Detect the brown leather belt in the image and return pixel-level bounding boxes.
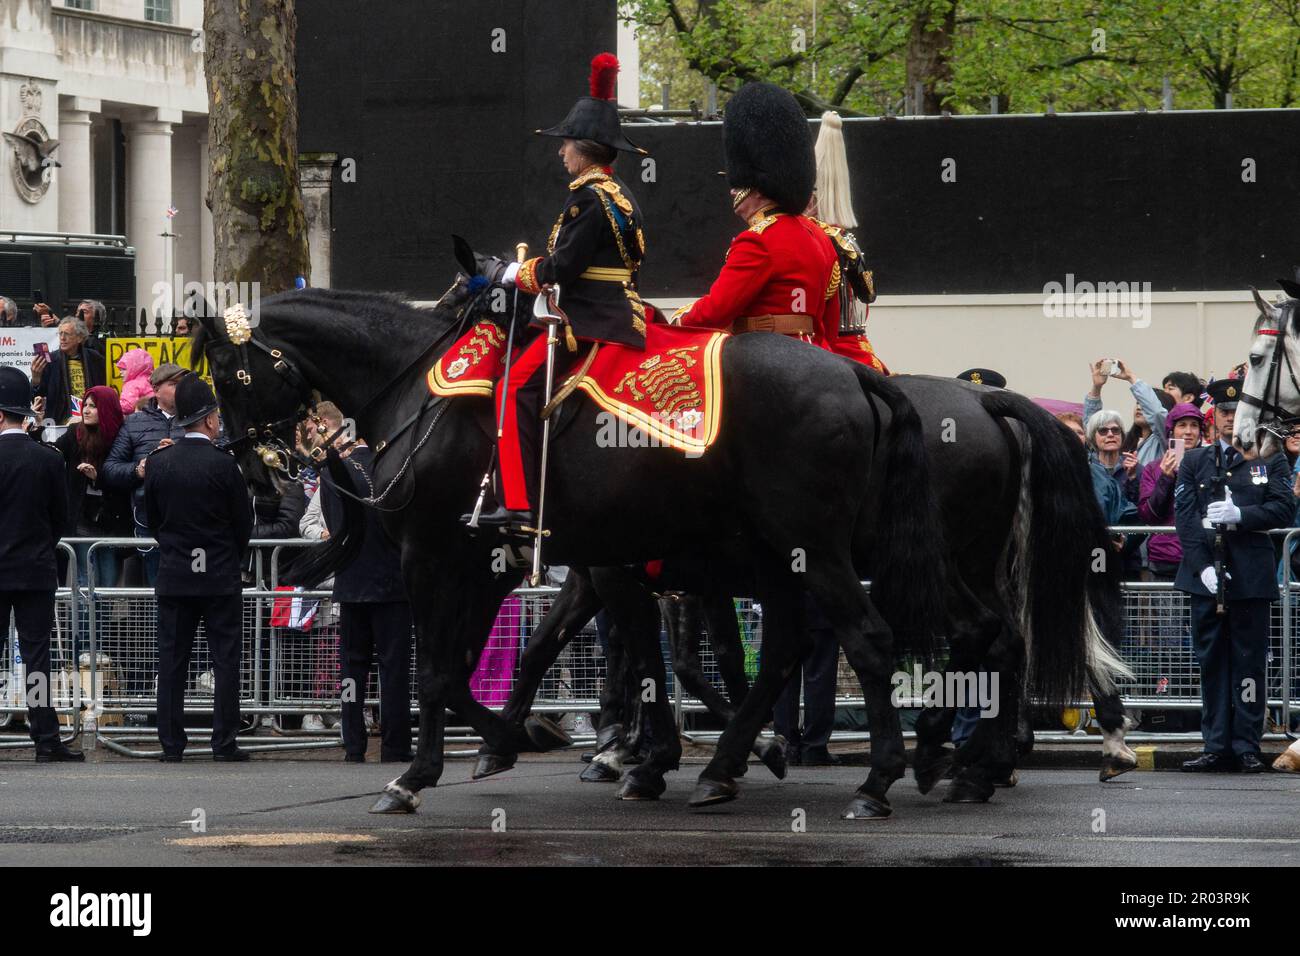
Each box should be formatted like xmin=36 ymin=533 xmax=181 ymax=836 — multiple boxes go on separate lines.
xmin=732 ymin=314 xmax=815 ymax=335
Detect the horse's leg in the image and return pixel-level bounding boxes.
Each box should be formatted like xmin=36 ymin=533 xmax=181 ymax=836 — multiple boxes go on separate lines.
xmin=473 ymin=569 xmax=600 ymax=778
xmin=590 ymin=569 xmax=682 ymax=801
xmin=703 ymin=593 xmax=750 ymax=707
xmin=943 ymin=591 xmax=1024 ymax=804
xmin=803 ymin=562 xmax=909 ymax=821
xmin=372 ymin=561 xmax=565 ymax=813
xmin=1094 ymin=679 xmax=1137 ymax=781
xmin=689 ymin=575 xmax=809 ymax=807
xmin=663 ymin=594 xmax=785 ymax=779
xmin=581 ymin=618 xmax=636 ymax=783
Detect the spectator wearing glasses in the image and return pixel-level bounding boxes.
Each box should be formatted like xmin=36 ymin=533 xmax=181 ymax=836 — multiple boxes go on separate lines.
xmin=75 ymin=300 xmax=109 ymax=352
xmin=1086 ymin=359 xmax=1171 ymax=478
xmin=29 ymin=317 xmax=106 ymax=425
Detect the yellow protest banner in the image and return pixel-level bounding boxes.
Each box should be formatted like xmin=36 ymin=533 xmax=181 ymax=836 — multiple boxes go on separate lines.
xmin=103 ymin=337 xmax=212 ymax=393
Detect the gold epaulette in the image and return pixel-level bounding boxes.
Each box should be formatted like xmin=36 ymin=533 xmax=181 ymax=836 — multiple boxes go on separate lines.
xmin=748 ymin=214 xmax=781 ymax=235
xmin=809 ymin=216 xmax=861 ymax=260
xmin=590 ymin=178 xmax=633 ymax=216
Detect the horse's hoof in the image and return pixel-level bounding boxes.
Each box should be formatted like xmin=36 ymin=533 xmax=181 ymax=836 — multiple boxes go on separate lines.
xmin=580 ymin=760 xmax=623 ymax=783
xmin=1099 ymin=753 xmax=1137 ymax=782
xmin=369 ymin=780 xmax=421 ymax=814
xmin=913 ymin=748 xmax=954 ymax=795
xmin=943 ymin=775 xmax=994 ymax=804
xmin=1272 ymin=741 xmax=1300 ymax=773
xmin=617 ymin=775 xmax=666 ymax=801
xmin=472 ymin=752 xmax=517 ymax=780
xmin=752 ymin=735 xmax=788 ymax=780
xmin=842 ymin=793 xmax=892 ymax=820
xmin=525 ymin=715 xmax=572 ymax=751
xmin=687 ymin=777 xmax=739 ymax=808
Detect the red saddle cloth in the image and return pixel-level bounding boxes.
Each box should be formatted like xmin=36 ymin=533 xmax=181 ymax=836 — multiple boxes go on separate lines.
xmin=428 ymin=320 xmax=727 ymax=455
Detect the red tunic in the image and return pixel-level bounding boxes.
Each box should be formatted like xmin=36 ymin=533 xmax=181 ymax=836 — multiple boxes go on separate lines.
xmin=673 ymin=211 xmax=887 ymax=371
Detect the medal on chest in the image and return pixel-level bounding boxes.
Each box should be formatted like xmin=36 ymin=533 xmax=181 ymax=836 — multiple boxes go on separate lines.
xmin=1250 ymin=464 xmax=1267 ymax=485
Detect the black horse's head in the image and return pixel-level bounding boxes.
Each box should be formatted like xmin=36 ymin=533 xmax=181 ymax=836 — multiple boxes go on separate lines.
xmin=191 ymin=302 xmax=317 ymax=498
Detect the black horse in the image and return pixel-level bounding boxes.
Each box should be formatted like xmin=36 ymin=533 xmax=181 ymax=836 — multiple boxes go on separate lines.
xmin=480 ymin=375 xmax=1138 ymax=803
xmin=194 ymin=270 xmax=947 ymax=817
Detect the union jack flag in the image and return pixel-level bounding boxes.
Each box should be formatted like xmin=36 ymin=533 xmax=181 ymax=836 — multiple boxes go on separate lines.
xmin=165 ymin=204 xmax=178 ymax=219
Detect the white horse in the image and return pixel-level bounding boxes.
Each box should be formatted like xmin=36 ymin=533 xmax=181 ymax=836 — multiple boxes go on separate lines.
xmin=1234 ymin=280 xmax=1300 ymax=771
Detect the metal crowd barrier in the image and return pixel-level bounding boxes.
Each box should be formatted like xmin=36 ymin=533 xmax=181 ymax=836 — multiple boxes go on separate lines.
xmin=2 ymin=529 xmax=1296 ymax=757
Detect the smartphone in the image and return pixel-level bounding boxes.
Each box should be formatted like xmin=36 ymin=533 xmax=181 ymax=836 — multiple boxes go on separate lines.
xmin=32 ymin=342 xmax=50 ymax=358
xmin=1170 ymin=437 xmax=1186 ymax=466
xmin=31 ymin=289 xmax=43 ymax=304
xmin=1107 ymin=359 xmax=1124 ymax=378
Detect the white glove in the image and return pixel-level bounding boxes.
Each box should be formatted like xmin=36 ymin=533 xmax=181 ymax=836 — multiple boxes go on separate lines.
xmin=1206 ymin=499 xmax=1241 ymax=524
xmin=1200 ymin=567 xmax=1218 ymax=592
xmin=502 ymin=261 xmax=521 ymax=286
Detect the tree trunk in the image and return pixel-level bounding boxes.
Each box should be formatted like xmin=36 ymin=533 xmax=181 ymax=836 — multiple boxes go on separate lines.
xmin=905 ymin=1 xmax=956 ymax=114
xmin=203 ymin=0 xmax=310 ymax=298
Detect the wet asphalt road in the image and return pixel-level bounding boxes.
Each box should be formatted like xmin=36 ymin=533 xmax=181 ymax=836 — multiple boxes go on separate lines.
xmin=2 ymin=751 xmax=1299 ymax=866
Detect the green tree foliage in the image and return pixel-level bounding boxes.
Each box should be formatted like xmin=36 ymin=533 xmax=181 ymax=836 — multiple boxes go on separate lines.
xmin=622 ymin=0 xmax=1300 ymax=115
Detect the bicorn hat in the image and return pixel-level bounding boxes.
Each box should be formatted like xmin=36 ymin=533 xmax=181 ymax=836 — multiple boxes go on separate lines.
xmin=536 ymin=53 xmax=647 ymax=155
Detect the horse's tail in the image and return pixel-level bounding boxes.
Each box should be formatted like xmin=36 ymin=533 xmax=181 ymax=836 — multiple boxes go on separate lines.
xmin=280 ymin=451 xmax=367 ymax=588
xmin=850 ymin=365 xmax=946 ymax=662
xmin=978 ymin=390 xmax=1132 ymax=709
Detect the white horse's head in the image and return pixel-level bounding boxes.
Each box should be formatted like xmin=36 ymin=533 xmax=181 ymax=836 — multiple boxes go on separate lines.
xmin=1235 ymin=284 xmax=1300 ymax=459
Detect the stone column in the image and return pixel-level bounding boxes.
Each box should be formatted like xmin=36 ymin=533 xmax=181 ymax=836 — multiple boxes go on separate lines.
xmin=57 ymin=99 xmax=98 ymax=235
xmin=299 ymin=153 xmax=337 ymax=288
xmin=126 ymin=110 xmax=180 ymax=322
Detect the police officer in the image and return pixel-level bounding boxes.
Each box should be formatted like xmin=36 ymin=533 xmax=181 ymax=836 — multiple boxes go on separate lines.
xmin=0 ymin=367 xmax=81 ymax=761
xmin=144 ymin=373 xmax=253 ymax=762
xmin=1175 ymin=377 xmax=1292 ymax=772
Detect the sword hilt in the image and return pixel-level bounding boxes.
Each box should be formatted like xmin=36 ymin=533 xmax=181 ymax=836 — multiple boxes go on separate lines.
xmin=515 ymin=242 xmax=529 ymax=263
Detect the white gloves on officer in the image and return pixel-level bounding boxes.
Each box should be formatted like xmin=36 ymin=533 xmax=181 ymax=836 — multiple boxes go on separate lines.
xmin=1200 ymin=567 xmax=1232 ymax=592
xmin=1206 ymin=499 xmax=1242 ymax=524
xmin=501 ymin=261 xmax=521 ymax=286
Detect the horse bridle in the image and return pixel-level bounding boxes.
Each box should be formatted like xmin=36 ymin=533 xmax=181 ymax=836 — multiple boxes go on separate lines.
xmin=214 ymin=305 xmax=319 ymax=477
xmin=1238 ymin=302 xmax=1300 ymax=443
xmin=212 ymin=283 xmax=484 ymax=496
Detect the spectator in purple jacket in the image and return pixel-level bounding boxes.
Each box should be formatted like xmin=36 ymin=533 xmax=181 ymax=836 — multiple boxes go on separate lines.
xmin=1138 ymin=402 xmax=1205 ymax=581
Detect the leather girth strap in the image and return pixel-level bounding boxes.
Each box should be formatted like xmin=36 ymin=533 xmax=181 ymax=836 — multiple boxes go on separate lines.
xmin=732 ymin=314 xmax=815 ymax=335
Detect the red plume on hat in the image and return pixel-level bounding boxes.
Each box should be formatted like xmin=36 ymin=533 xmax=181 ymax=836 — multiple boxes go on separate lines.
xmin=590 ymin=53 xmax=619 ymax=101
xmin=536 ymin=51 xmax=646 ymax=155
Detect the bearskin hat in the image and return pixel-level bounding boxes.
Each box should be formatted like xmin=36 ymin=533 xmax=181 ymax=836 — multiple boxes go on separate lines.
xmin=724 ymin=82 xmax=816 ymax=215
xmin=536 ymin=53 xmax=647 ymax=155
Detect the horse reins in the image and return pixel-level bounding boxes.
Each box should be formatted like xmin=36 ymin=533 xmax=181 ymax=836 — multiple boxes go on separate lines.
xmin=213 ymin=281 xmax=490 ymax=509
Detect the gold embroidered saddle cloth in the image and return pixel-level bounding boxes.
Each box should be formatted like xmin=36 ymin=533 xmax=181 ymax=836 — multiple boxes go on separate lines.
xmin=428 ymin=320 xmax=727 ymax=455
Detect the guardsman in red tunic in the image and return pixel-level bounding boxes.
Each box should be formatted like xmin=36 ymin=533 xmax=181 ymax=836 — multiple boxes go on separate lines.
xmin=672 ymin=91 xmax=888 ymax=376
xmin=469 ymin=53 xmax=649 ymax=530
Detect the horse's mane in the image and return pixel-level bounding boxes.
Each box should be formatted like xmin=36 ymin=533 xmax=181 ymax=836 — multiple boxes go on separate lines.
xmin=191 ymin=285 xmax=466 ymax=362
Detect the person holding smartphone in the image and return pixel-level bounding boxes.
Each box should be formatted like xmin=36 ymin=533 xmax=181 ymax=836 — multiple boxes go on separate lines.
xmin=1138 ymin=404 xmax=1206 ymax=581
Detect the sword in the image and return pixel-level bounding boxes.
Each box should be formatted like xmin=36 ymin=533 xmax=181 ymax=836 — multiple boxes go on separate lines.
xmin=466 ymin=242 xmax=529 ymax=529
xmin=527 ymin=284 xmax=566 ymax=585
